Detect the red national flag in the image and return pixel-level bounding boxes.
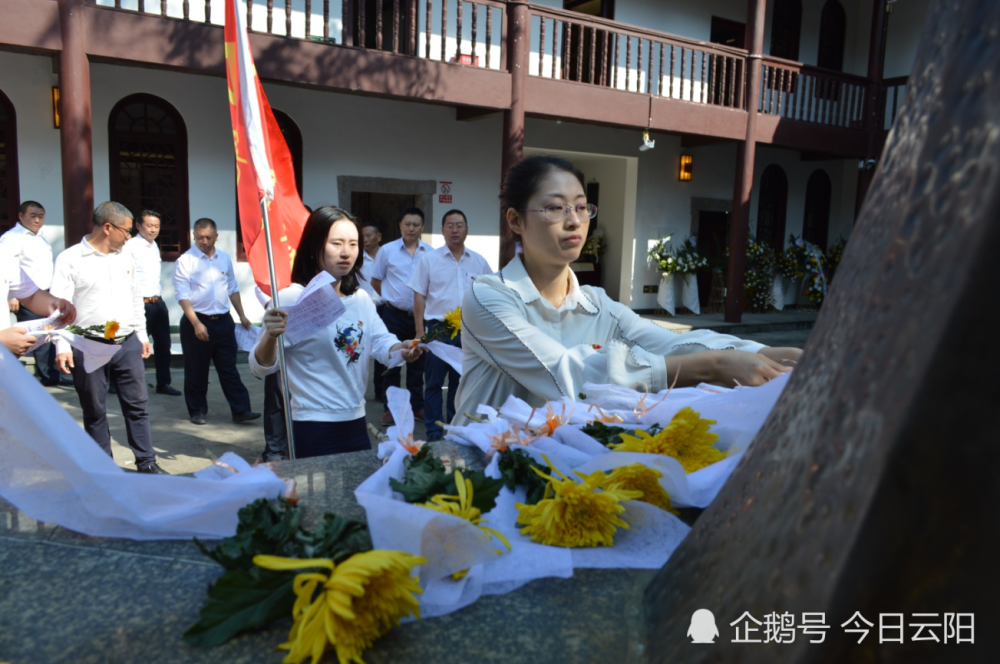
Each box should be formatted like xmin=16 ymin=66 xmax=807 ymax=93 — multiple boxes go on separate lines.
xmin=224 ymin=0 xmax=307 ymax=297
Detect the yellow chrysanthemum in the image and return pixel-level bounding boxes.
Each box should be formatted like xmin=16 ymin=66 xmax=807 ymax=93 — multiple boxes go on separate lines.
xmin=515 ymin=461 xmax=641 ymax=548
xmin=603 ymin=464 xmax=679 ymax=515
xmin=610 ymin=407 xmax=722 ymax=473
xmin=419 ymin=470 xmax=512 ymax=560
xmin=103 ymin=320 xmax=120 ymax=340
xmin=443 ymin=306 xmax=462 ymax=339
xmin=254 ymin=550 xmax=426 ymax=664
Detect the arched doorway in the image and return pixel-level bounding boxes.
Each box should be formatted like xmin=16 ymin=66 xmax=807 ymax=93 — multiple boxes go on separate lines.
xmin=108 ymin=93 xmax=189 ymax=260
xmin=803 ymin=170 xmax=832 ymax=251
xmin=756 ymin=164 xmax=788 ymax=252
xmin=0 ymin=87 xmax=19 ymax=234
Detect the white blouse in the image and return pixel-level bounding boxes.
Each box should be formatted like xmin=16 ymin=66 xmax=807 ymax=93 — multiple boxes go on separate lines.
xmin=249 ymin=286 xmax=400 ymax=422
xmin=453 ymin=255 xmax=765 ymax=423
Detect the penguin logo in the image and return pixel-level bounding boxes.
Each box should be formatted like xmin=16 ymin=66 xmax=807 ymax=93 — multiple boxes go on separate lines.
xmin=687 ymin=609 xmax=720 ymax=644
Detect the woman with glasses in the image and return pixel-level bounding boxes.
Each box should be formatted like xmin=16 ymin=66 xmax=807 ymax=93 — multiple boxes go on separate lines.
xmin=452 ymin=155 xmax=801 ymax=423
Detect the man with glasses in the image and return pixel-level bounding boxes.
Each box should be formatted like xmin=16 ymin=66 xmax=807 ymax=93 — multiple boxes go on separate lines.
xmin=124 ymin=210 xmax=180 ymax=396
xmin=370 ymin=207 xmax=432 ymax=425
xmin=173 ymin=218 xmax=258 ymax=426
xmin=51 ymin=201 xmax=166 ymax=474
xmin=408 ymin=209 xmax=491 ymax=439
xmin=1 ymin=201 xmax=67 ymax=386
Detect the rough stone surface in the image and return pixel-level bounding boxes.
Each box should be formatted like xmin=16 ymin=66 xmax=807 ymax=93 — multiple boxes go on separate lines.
xmin=644 ymin=2 xmax=998 ymax=662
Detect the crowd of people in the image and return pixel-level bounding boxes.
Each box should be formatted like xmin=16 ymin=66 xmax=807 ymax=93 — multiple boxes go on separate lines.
xmin=1 ymin=155 xmax=802 ymax=470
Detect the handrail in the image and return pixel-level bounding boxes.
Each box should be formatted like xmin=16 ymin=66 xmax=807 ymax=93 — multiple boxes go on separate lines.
xmin=527 ymin=3 xmax=749 ymax=59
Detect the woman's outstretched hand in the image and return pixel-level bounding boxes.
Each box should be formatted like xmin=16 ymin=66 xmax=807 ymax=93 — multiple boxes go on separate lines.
xmin=714 ymin=349 xmax=792 ymax=386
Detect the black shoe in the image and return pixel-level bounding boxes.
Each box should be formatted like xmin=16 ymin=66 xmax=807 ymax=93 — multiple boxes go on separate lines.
xmin=40 ymin=378 xmax=60 ymax=387
xmin=59 ymin=377 xmax=75 ymax=387
xmin=137 ymin=462 xmax=168 ymax=475
xmin=108 ymin=383 xmax=118 ymax=395
xmin=156 ymin=384 xmax=182 ymax=396
xmin=232 ymin=411 xmax=262 ymax=423
xmin=190 ymin=414 xmax=207 ymax=425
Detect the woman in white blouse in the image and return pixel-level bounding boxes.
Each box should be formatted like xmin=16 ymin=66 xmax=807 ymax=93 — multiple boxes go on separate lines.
xmin=251 ymin=207 xmax=422 ymax=458
xmin=453 ymin=156 xmax=802 ymax=424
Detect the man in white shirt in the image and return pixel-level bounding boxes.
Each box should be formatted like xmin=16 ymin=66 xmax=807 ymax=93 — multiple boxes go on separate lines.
xmin=359 ymin=220 xmax=387 ymax=406
xmin=370 ymin=208 xmax=432 ymax=425
xmin=172 ymin=218 xmax=259 ymax=426
xmin=1 ymin=200 xmax=63 ymax=385
xmin=51 ymin=201 xmax=166 ymax=474
xmin=1 ymin=243 xmax=75 ymax=357
xmin=408 ymin=209 xmax=492 ymax=439
xmin=123 ymin=210 xmax=180 ymax=396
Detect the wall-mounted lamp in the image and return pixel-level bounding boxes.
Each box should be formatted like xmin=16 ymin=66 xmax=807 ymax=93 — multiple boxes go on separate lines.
xmin=639 ymin=130 xmax=656 ymax=152
xmin=51 ymin=87 xmax=60 ymax=129
xmin=679 ymin=154 xmax=693 ymax=181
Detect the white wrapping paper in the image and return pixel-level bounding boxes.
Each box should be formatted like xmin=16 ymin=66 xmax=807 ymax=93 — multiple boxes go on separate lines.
xmin=0 ymin=351 xmax=287 ymax=539
xmin=656 ymin=272 xmax=676 ymax=316
xmin=681 ymin=272 xmax=701 ymax=315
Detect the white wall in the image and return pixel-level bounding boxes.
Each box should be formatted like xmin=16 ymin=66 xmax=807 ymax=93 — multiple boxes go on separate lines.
xmin=89 ymin=62 xmax=505 ymax=322
xmin=3 ymin=54 xmax=504 ymax=325
xmin=749 ymin=145 xmax=858 ymax=248
xmin=0 ymin=52 xmax=66 ymax=252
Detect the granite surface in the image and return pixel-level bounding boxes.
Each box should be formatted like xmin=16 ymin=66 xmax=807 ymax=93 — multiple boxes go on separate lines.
xmin=0 ymin=448 xmax=652 ymax=664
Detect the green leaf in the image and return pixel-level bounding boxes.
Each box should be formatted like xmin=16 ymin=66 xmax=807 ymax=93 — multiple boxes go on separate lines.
xmin=497 ymin=449 xmax=551 ymax=506
xmin=182 ymin=566 xmax=296 ymax=647
xmin=389 ymin=443 xmax=503 ymax=513
xmin=309 ymin=514 xmax=373 ymax=563
xmin=464 ymin=473 xmax=504 ymax=513
xmin=188 ymin=500 xmax=374 ymax=647
xmin=579 ymin=421 xmax=630 ymax=448
xmin=195 ymin=498 xmax=302 ymax=571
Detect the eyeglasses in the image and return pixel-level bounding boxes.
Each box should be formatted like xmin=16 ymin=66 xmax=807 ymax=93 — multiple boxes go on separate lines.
xmin=108 ymin=223 xmax=132 ymax=238
xmin=442 ymin=223 xmax=467 ymax=230
xmin=524 ymin=203 xmax=598 ymax=223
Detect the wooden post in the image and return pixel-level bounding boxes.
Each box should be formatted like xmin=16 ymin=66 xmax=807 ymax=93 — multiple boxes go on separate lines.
xmin=856 ymin=0 xmax=890 ymax=219
xmin=724 ymin=0 xmax=766 ymax=323
xmin=500 ymin=1 xmax=529 ymax=267
xmin=57 ymin=0 xmax=94 ymax=248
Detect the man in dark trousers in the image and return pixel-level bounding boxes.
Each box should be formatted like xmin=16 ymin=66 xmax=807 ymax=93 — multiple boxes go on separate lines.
xmin=124 ymin=210 xmax=180 ymax=395
xmin=172 ymin=218 xmax=259 ymax=425
xmin=51 ymin=202 xmax=166 ymax=474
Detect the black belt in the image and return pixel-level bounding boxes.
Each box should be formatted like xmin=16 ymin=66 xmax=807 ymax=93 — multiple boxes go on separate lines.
xmin=196 ymin=312 xmax=227 ymax=321
xmin=88 ymin=331 xmax=135 ymax=346
xmin=387 ymin=303 xmax=414 ymax=318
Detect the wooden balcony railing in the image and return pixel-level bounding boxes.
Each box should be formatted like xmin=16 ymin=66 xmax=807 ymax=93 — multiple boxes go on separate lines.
xmin=91 ymin=2 xmax=900 ymax=136
xmin=881 ymin=76 xmax=908 ymax=131
xmin=758 ymin=56 xmax=868 ymax=128
xmin=527 ymin=5 xmax=746 ymax=109
xmin=94 ymin=0 xmax=507 ymax=70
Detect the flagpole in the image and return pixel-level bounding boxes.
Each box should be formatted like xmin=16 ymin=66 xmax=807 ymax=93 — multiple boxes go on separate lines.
xmin=260 ymin=198 xmax=297 ymax=460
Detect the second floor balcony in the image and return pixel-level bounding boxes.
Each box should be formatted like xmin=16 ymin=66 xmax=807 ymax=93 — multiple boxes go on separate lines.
xmin=7 ymin=0 xmax=910 ymax=156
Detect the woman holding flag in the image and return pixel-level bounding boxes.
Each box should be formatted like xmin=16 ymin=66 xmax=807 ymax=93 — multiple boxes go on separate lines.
xmin=453 ymin=156 xmax=802 ymax=424
xmin=250 ymin=207 xmax=423 ymax=458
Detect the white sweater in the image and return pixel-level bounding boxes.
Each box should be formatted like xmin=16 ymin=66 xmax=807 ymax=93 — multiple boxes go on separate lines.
xmin=250 ymin=286 xmax=399 ymax=422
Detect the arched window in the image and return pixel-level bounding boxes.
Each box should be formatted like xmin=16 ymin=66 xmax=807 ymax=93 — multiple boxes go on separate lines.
xmin=235 ymin=109 xmax=303 ymax=261
xmin=272 ymin=110 xmax=303 ymax=197
xmin=0 ymin=88 xmax=19 ymax=235
xmin=817 ymin=0 xmax=846 ymax=71
xmin=770 ymin=0 xmax=802 ymax=61
xmin=803 ymin=170 xmax=832 ymax=251
xmin=108 ymin=94 xmax=189 ymax=260
xmin=756 ymin=165 xmax=788 ymax=252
